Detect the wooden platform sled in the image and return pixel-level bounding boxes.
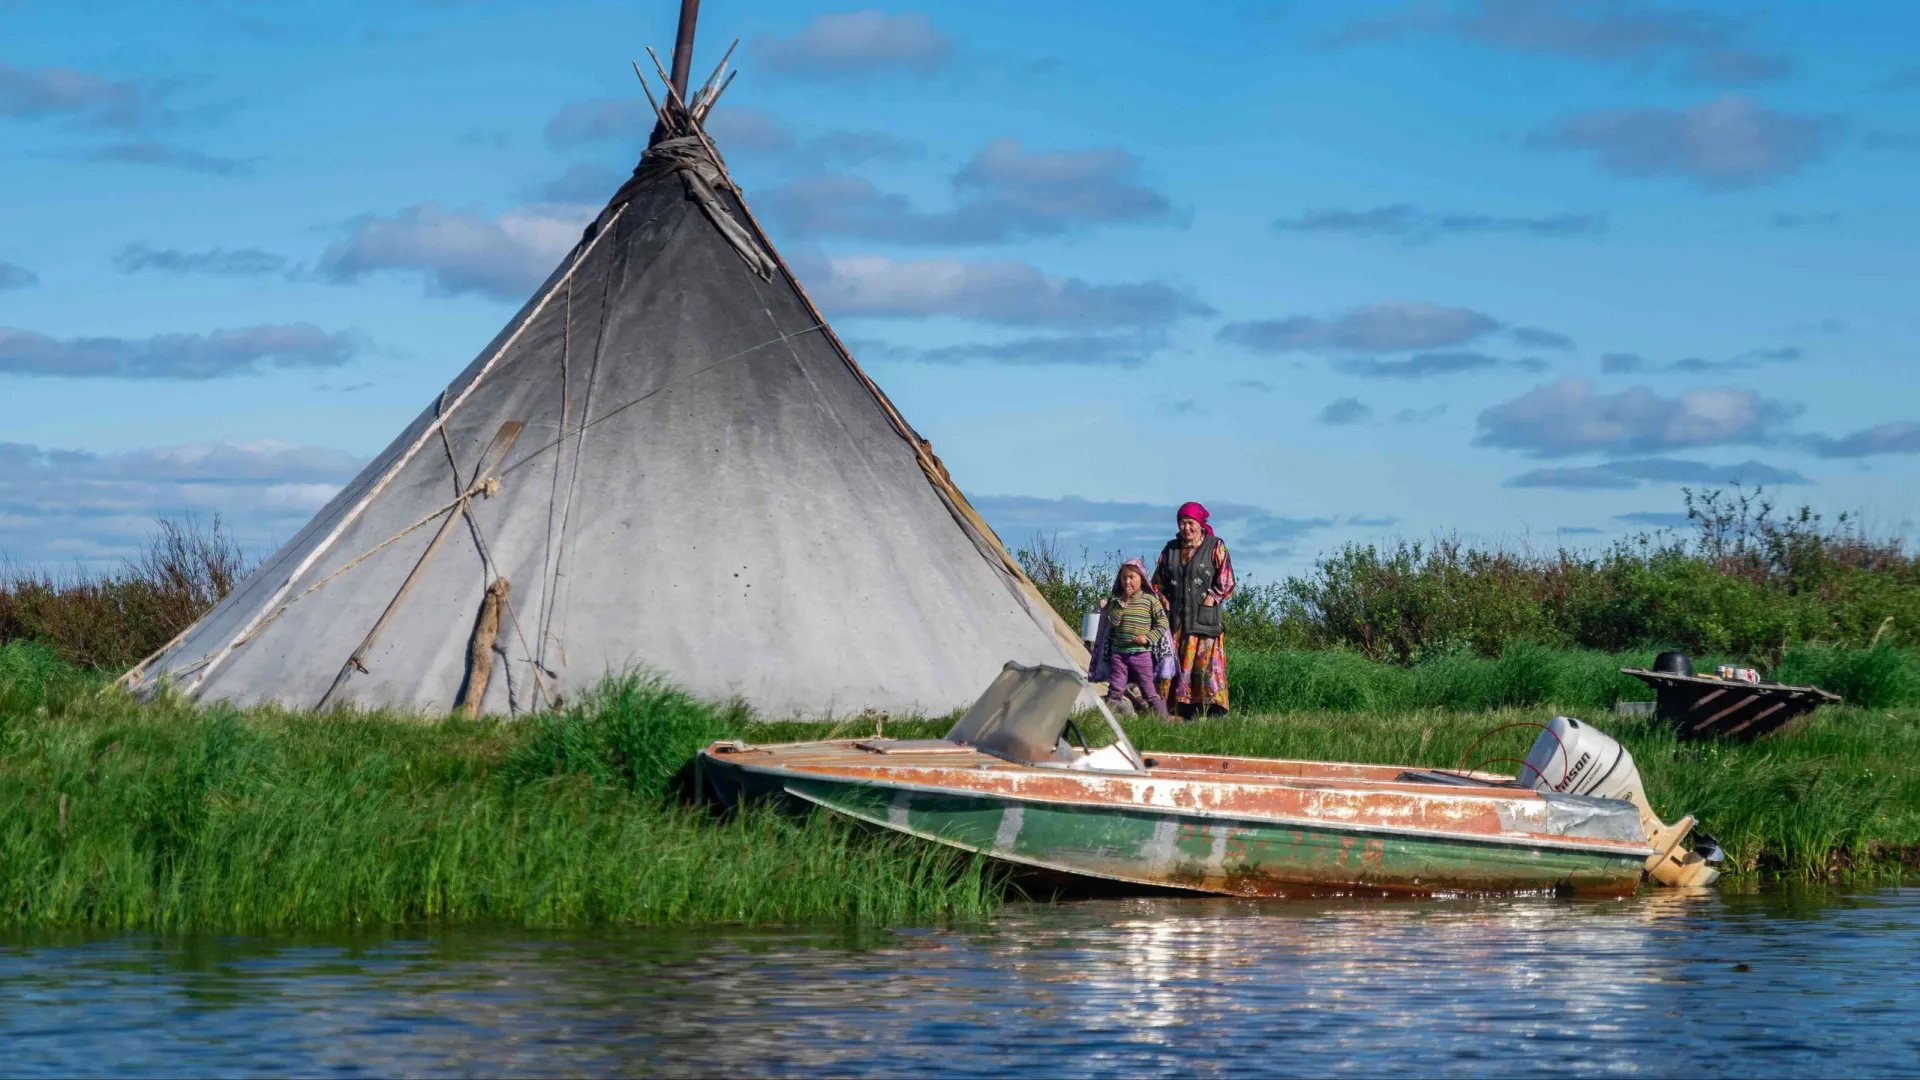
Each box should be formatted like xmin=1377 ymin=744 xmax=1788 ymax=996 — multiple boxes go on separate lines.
xmin=1620 ymin=668 xmax=1841 ymax=743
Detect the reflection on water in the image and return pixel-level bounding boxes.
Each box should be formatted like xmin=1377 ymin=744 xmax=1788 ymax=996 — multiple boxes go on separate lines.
xmin=3 ymin=888 xmax=1917 ymax=1077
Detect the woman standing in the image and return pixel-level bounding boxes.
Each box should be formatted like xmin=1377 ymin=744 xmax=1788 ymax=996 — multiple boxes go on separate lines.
xmin=1152 ymin=501 xmax=1235 ymax=718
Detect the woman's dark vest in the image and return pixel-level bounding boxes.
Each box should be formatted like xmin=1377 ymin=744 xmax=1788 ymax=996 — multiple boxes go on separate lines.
xmin=1160 ymin=535 xmax=1223 ymax=639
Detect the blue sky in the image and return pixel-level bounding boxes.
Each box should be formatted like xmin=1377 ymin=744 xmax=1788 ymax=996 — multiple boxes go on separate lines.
xmin=3 ymin=0 xmax=1917 ymax=580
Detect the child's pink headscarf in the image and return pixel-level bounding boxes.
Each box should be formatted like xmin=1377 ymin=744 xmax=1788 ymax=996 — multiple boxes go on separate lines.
xmin=1176 ymin=501 xmax=1213 ymax=536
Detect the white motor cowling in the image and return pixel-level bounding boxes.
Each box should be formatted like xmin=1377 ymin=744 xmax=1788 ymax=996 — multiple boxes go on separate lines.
xmin=1521 ymin=716 xmax=1721 ymax=888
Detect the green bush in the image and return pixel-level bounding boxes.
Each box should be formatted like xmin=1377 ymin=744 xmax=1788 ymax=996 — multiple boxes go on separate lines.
xmin=1015 ymin=487 xmax=1918 ymax=667
xmin=504 ymin=674 xmax=751 ymax=797
xmin=1 ymin=517 xmax=247 ymax=670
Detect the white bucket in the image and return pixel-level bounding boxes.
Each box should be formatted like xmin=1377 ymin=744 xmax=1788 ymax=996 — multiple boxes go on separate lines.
xmin=1080 ymin=612 xmax=1101 ymax=643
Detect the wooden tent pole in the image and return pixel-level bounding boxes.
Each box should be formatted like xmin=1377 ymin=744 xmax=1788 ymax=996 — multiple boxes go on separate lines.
xmin=669 ymin=0 xmax=700 ymax=101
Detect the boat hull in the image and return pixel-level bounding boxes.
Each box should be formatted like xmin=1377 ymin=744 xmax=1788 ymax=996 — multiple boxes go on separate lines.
xmin=704 ymin=755 xmax=1647 ymax=897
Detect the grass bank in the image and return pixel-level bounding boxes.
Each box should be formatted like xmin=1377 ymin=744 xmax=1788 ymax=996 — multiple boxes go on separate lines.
xmin=2 ymin=640 xmax=1912 ymax=932
xmin=0 ymin=642 xmax=983 ymax=932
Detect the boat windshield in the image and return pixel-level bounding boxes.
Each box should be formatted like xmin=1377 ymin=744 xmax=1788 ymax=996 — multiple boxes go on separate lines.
xmin=944 ymin=662 xmax=1141 ymax=770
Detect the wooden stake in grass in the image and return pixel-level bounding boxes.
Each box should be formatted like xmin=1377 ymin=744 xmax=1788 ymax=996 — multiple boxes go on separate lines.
xmin=459 ymin=578 xmax=510 ymax=718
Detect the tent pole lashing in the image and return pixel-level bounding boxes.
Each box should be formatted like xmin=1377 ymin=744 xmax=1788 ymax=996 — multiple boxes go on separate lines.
xmin=644 ymin=45 xmax=732 ymax=185
xmin=314 ymin=421 xmax=523 ymax=710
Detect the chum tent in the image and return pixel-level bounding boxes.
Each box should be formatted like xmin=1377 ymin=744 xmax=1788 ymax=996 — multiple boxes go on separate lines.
xmin=123 ymin=51 xmax=1088 ymax=718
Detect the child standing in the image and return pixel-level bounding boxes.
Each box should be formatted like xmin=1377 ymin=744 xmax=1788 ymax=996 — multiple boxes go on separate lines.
xmin=1098 ymin=558 xmax=1170 ymax=718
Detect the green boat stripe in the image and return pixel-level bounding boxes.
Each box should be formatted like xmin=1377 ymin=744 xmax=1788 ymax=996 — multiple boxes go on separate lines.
xmin=723 ymin=759 xmax=1653 ymax=859
xmin=782 ymin=783 xmax=1217 ymax=893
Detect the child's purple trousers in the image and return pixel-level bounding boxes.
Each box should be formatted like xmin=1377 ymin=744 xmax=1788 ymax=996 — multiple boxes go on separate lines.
xmin=1105 ymin=650 xmax=1168 ymax=717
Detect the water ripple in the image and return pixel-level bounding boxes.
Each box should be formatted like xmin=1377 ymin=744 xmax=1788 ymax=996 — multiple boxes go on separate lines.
xmin=2 ymin=888 xmax=1916 ymax=1077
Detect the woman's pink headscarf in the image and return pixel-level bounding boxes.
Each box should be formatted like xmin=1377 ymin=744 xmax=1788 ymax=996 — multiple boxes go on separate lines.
xmin=1176 ymin=501 xmax=1214 ymax=536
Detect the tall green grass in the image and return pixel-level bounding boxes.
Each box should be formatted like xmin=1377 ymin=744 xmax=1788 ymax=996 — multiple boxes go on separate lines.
xmin=1225 ymin=642 xmax=1920 ymax=713
xmin=1774 ymin=642 xmax=1920 ymax=708
xmin=0 ymin=652 xmax=990 ymax=931
xmin=1226 ymin=644 xmax=1644 ymax=714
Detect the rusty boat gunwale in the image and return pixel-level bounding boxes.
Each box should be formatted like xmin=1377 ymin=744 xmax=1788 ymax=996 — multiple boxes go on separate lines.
xmin=697 ymin=738 xmax=1655 ymax=897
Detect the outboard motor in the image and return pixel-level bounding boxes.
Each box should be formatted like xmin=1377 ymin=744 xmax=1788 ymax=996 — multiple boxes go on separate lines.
xmin=1521 ymin=716 xmax=1722 ymax=888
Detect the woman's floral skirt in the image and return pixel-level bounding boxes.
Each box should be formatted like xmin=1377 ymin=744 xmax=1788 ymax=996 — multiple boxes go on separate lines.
xmin=1158 ymin=632 xmax=1228 ymax=712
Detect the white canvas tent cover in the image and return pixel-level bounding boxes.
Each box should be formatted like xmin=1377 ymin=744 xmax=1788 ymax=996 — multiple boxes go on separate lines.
xmin=123 ymin=81 xmax=1087 ymax=718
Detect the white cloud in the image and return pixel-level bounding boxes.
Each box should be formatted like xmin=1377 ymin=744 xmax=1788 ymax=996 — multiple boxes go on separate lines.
xmin=1534 ymin=96 xmax=1831 ymax=189
xmin=1475 ymin=377 xmax=1799 ymax=457
xmin=1218 ymin=300 xmax=1502 ymax=353
xmin=805 ymin=254 xmax=1211 ymax=327
xmin=77 ymin=140 xmax=251 ymax=176
xmin=114 ymin=243 xmax=286 ymax=276
xmin=0 ymin=59 xmax=166 ymax=131
xmin=0 ymin=439 xmax=364 ymax=567
xmin=1805 ymin=422 xmax=1920 ymax=459
xmin=1505 ymin=456 xmax=1807 ymax=489
xmin=760 ymin=138 xmax=1172 ymax=245
xmin=756 ymin=11 xmax=954 ymax=78
xmin=543 ymin=98 xmax=655 ymax=149
xmin=530 ymin=163 xmax=624 ymax=205
xmin=976 ymin=495 xmax=1334 ymax=562
xmin=852 ymin=333 xmax=1160 ymax=367
xmin=1334 ymin=350 xmax=1537 ymax=379
xmin=1273 ymin=204 xmax=1607 ymax=239
xmin=1330 ymin=1 xmax=1790 ymax=86
xmin=1318 ymin=397 xmax=1374 ymax=425
xmin=319 ymin=203 xmax=594 ymax=300
xmin=0 ymin=261 xmax=37 ymax=290
xmin=956 ymin=139 xmax=1171 ymax=224
xmin=0 ymin=324 xmax=358 ymax=379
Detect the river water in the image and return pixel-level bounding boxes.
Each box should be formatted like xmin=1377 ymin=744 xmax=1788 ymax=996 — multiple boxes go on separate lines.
xmin=4 ymin=887 xmax=1916 ymax=1077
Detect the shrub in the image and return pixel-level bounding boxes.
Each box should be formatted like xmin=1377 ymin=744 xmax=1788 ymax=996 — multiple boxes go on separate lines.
xmin=1017 ymin=486 xmax=1919 ymax=666
xmin=1 ymin=516 xmax=249 ymax=670
xmin=1012 ymin=535 xmax=1117 ymax=641
xmin=503 ymin=674 xmax=751 ymax=797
